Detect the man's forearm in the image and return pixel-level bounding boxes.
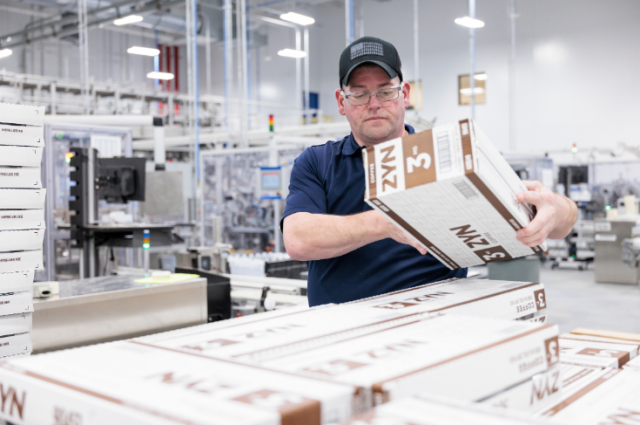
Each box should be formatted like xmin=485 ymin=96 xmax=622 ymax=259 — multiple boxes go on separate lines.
xmin=548 ymin=194 xmax=578 ymax=239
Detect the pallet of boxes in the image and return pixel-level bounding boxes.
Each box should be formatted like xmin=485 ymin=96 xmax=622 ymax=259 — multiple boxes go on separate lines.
xmin=0 ymin=103 xmax=45 ymax=360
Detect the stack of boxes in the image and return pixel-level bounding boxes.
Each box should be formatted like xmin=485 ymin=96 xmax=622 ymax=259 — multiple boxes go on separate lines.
xmin=0 ymin=103 xmax=45 ymax=359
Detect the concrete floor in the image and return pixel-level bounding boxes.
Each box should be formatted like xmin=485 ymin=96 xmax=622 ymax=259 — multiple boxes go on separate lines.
xmin=539 ymin=265 xmax=640 ymax=334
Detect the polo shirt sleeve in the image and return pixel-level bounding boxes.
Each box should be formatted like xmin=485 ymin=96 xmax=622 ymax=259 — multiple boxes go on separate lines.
xmin=281 ymin=147 xmax=327 ymax=231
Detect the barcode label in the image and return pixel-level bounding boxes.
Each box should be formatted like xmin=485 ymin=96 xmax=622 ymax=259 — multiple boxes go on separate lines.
xmin=436 ymin=130 xmax=452 ymax=173
xmin=453 ymin=180 xmax=478 ymax=200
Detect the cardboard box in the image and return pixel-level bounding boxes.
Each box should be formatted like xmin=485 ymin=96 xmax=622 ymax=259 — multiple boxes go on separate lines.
xmin=0 ymin=146 xmax=43 ymax=167
xmin=0 ymin=210 xmax=45 ymax=231
xmin=0 ymin=124 xmax=43 ymax=147
xmin=0 ymin=332 xmax=32 ymax=359
xmin=0 ymin=103 xmax=44 ymax=127
xmin=559 ymin=336 xmax=636 ymax=368
xmin=0 ymin=229 xmax=45 ymax=252
xmin=0 ymin=313 xmax=31 ymax=338
xmin=625 ymin=356 xmax=640 ymax=371
xmin=0 ymin=189 xmax=46 ymax=210
xmin=342 ymin=393 xmax=554 ymax=425
xmin=0 ymin=270 xmax=34 ymax=293
xmin=258 ymin=314 xmax=559 ymax=406
xmin=0 ymin=168 xmax=42 ymax=189
xmin=570 ymin=327 xmax=640 ymax=344
xmin=362 ymin=119 xmax=544 ymax=269
xmin=0 ymin=291 xmax=33 ymax=317
xmin=0 ymin=250 xmax=42 ymax=274
xmin=536 ymin=369 xmax=640 ymax=424
xmin=0 ymin=340 xmax=360 ymax=425
xmin=139 ymin=279 xmax=548 ymax=363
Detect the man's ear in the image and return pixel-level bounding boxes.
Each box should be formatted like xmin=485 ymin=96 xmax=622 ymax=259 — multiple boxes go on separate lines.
xmin=402 ymin=82 xmax=411 ymax=109
xmin=335 ymin=88 xmax=346 ymax=115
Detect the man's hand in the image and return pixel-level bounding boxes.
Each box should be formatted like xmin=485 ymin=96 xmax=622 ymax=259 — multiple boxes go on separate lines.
xmin=371 ymin=210 xmax=428 ymax=255
xmin=516 ymin=181 xmax=578 ymax=247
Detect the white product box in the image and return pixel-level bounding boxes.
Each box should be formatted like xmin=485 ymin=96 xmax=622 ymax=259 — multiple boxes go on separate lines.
xmin=259 ymin=314 xmax=559 ymax=406
xmin=559 ymin=336 xmax=636 ymax=368
xmin=537 ymin=369 xmax=640 ymax=424
xmin=0 ymin=189 xmax=46 ymax=209
xmin=0 ymin=124 xmax=43 ymax=147
xmin=139 ymin=279 xmax=548 ymax=363
xmin=625 ymin=356 xmax=640 ymax=371
xmin=342 ymin=393 xmax=554 ymax=425
xmin=570 ymin=327 xmax=640 ymax=344
xmin=0 ymin=290 xmax=33 ymax=316
xmin=0 ymin=332 xmax=32 ymax=359
xmin=0 ymin=270 xmax=34 ymax=293
xmin=0 ymin=168 xmax=42 ymax=189
xmin=0 ymin=229 xmax=45 ymax=252
xmin=0 ymin=313 xmax=32 ymax=337
xmin=0 ymin=210 xmax=45 ymax=231
xmin=0 ymin=103 xmax=44 ymax=127
xmin=0 ymin=340 xmax=359 ymax=425
xmin=480 ymin=365 xmax=563 ymax=413
xmin=0 ymin=250 xmax=42 ymax=274
xmin=363 ymin=119 xmax=544 ymax=269
xmin=0 ymin=146 xmax=43 ymax=167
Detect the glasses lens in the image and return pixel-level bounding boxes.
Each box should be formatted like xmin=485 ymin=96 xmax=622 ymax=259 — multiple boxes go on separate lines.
xmin=377 ymin=88 xmax=400 ymax=102
xmin=348 ymin=92 xmax=370 ymax=106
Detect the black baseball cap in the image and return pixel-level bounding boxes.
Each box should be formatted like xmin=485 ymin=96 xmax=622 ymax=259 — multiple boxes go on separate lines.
xmin=339 ymin=36 xmax=403 ymax=88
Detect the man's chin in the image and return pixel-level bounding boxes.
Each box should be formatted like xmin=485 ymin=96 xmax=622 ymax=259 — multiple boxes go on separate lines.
xmin=362 ymin=124 xmax=395 ymax=143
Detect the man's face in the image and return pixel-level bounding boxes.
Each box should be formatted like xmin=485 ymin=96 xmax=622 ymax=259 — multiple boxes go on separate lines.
xmin=335 ymin=65 xmax=411 ymax=147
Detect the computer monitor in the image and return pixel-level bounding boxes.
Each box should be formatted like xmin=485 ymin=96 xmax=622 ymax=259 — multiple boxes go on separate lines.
xmin=96 ymin=157 xmax=146 ymax=203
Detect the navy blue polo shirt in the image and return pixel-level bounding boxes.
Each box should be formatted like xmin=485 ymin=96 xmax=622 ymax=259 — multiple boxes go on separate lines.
xmin=282 ymin=124 xmax=467 ymax=306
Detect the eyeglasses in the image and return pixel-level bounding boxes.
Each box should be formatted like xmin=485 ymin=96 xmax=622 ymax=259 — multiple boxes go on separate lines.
xmin=341 ymin=83 xmax=404 ymax=106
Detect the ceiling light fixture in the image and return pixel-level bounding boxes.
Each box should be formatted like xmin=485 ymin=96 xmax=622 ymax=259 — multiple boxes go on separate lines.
xmin=0 ymin=49 xmax=13 ymax=59
xmin=127 ymin=46 xmax=160 ymax=56
xmin=280 ymin=12 xmax=315 ymax=26
xmin=114 ymin=15 xmax=143 ymax=26
xmin=454 ymin=16 xmax=485 ymax=29
xmin=277 ymin=48 xmax=307 ymax=58
xmin=474 ymin=73 xmax=487 ymax=81
xmin=460 ymin=87 xmax=485 ymax=96
xmin=147 ymin=71 xmax=174 ymax=80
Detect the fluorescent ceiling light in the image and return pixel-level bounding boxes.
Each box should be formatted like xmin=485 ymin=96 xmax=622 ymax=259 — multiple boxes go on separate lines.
xmin=127 ymin=46 xmax=160 ymax=56
xmin=114 ymin=15 xmax=143 ymax=26
xmin=454 ymin=16 xmax=485 ymax=28
xmin=278 ymin=48 xmax=307 ymax=58
xmin=460 ymin=87 xmax=485 ymax=96
xmin=474 ymin=73 xmax=487 ymax=81
xmin=147 ymin=71 xmax=174 ymax=80
xmin=0 ymin=49 xmax=12 ymax=59
xmin=280 ymin=12 xmax=315 ymax=26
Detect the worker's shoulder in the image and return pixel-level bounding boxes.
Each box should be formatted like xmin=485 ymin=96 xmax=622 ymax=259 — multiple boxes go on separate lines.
xmin=301 ymin=136 xmax=350 ymax=160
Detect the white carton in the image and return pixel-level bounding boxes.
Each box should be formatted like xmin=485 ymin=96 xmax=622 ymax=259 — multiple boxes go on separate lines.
xmin=0 ymin=270 xmax=34 ymax=293
xmin=0 ymin=146 xmax=43 ymax=167
xmin=0 ymin=250 xmax=42 ymax=273
xmin=0 ymin=168 xmax=42 ymax=189
xmin=258 ymin=314 xmax=559 ymax=406
xmin=559 ymin=336 xmax=635 ymax=368
xmin=0 ymin=210 xmax=45 ymax=231
xmin=0 ymin=229 xmax=45 ymax=252
xmin=0 ymin=124 xmax=43 ymax=147
xmin=0 ymin=340 xmax=360 ymax=425
xmin=0 ymin=332 xmax=32 ymax=359
xmin=537 ymin=369 xmax=640 ymax=424
xmin=0 ymin=103 xmax=44 ymax=127
xmin=625 ymin=356 xmax=640 ymax=371
xmin=363 ymin=119 xmax=544 ymax=269
xmin=0 ymin=313 xmax=31 ymax=337
xmin=0 ymin=291 xmax=33 ymax=316
xmin=139 ymin=279 xmax=548 ymax=363
xmin=342 ymin=393 xmax=555 ymax=425
xmin=0 ymin=189 xmax=46 ymax=209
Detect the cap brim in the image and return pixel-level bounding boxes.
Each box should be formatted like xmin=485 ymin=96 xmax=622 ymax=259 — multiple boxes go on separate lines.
xmin=341 ymin=60 xmax=399 ymax=87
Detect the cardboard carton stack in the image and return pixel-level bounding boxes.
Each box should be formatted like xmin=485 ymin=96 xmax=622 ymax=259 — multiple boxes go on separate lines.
xmin=363 ymin=119 xmax=545 ymax=269
xmin=0 ymin=103 xmax=46 ymax=359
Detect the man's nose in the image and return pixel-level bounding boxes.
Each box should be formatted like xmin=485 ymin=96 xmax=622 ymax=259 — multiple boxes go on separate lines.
xmin=368 ymin=93 xmax=381 ymax=110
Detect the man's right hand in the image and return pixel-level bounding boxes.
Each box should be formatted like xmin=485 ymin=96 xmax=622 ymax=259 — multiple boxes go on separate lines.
xmin=369 ymin=210 xmax=428 ymax=255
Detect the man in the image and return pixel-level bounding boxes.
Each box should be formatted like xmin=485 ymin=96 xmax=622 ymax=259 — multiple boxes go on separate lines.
xmin=282 ymin=36 xmax=577 ymax=307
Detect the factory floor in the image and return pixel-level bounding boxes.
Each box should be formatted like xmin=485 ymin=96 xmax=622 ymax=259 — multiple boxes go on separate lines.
xmin=539 ymin=265 xmax=640 ymax=334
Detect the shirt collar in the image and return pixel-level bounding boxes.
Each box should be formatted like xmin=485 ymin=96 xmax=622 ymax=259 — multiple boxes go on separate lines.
xmin=342 ymin=124 xmax=416 ymax=156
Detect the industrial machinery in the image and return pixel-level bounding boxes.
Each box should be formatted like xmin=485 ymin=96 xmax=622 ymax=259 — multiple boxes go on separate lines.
xmin=594 ymin=220 xmax=640 ymax=285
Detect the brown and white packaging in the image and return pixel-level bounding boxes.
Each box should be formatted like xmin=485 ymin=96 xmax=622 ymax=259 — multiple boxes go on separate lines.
xmin=558 ymin=336 xmax=635 ymax=368
xmin=0 ymin=189 xmax=46 ymax=210
xmin=536 ymin=369 xmax=640 ymax=424
xmin=0 ymin=229 xmax=45 ymax=252
xmin=363 ymin=119 xmax=544 ymax=269
xmin=0 ymin=103 xmax=44 ymax=127
xmin=0 ymin=332 xmax=32 ymax=359
xmin=0 ymin=313 xmax=32 ymax=338
xmin=0 ymin=250 xmax=42 ymax=274
xmin=0 ymin=210 xmax=45 ymax=231
xmin=625 ymin=356 xmax=640 ymax=371
xmin=342 ymin=393 xmax=555 ymax=425
xmin=257 ymin=314 xmax=559 ymax=406
xmin=0 ymin=290 xmax=34 ymax=316
xmin=138 ymin=279 xmax=548 ymax=363
xmin=570 ymin=327 xmax=640 ymax=345
xmin=0 ymin=146 xmax=43 ymax=167
xmin=0 ymin=123 xmax=43 ymax=147
xmin=0 ymin=340 xmax=360 ymax=425
xmin=0 ymin=270 xmax=34 ymax=293
xmin=0 ymin=168 xmax=42 ymax=189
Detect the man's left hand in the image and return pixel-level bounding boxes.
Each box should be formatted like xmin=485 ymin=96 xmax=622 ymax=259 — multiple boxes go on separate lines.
xmin=516 ymin=181 xmax=578 ymax=247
